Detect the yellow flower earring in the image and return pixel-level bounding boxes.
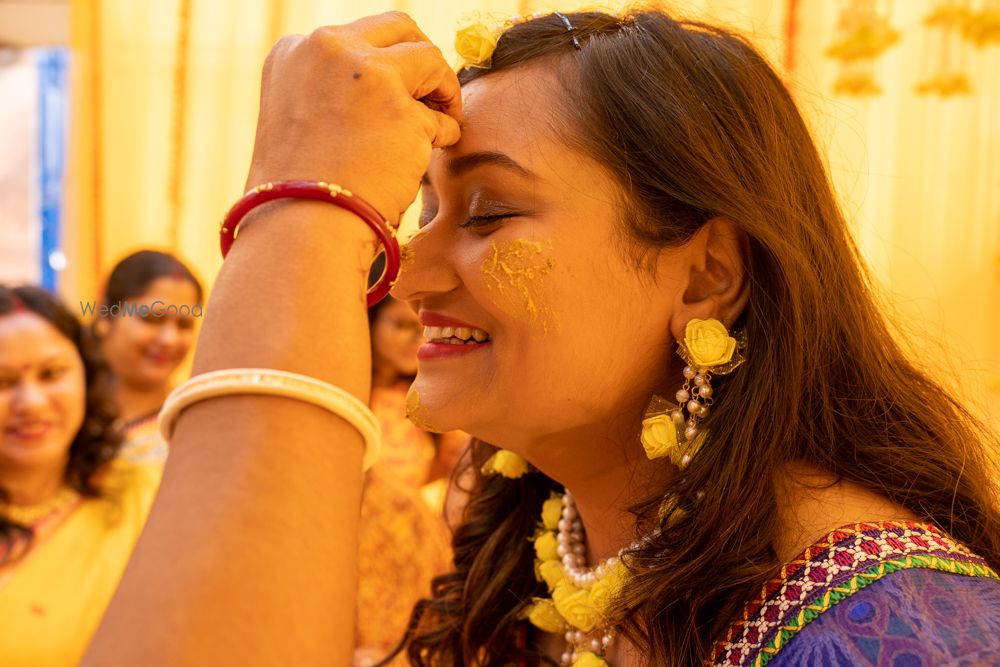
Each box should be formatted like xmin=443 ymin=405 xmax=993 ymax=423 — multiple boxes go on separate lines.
xmin=640 ymin=318 xmax=745 ymax=466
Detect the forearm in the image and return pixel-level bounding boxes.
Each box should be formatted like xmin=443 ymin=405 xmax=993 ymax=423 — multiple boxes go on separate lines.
xmin=83 ymin=203 xmax=374 ymax=666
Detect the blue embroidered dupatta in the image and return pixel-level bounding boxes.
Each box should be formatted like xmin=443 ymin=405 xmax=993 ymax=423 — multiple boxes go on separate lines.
xmin=709 ymin=521 xmax=1000 ymax=667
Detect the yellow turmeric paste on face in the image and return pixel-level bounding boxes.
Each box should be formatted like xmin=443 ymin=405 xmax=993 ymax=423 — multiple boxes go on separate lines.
xmin=481 ymin=238 xmax=558 ymax=332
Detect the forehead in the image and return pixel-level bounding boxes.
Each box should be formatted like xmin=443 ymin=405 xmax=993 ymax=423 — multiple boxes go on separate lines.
xmin=0 ymin=313 xmax=77 ymax=363
xmin=136 ymin=276 xmax=199 ymax=302
xmin=431 ymin=66 xmax=575 ymax=176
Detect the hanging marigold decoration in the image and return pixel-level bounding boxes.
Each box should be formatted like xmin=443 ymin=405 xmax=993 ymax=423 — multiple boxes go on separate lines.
xmin=963 ymin=1 xmax=1000 ymax=46
xmin=916 ymin=1 xmax=976 ymax=96
xmin=826 ymin=0 xmax=901 ymax=97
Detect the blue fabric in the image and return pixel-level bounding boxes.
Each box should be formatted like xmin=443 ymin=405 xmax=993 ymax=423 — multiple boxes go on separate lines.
xmin=770 ymin=569 xmax=1000 ymax=666
xmin=35 ymin=48 xmax=69 ymax=292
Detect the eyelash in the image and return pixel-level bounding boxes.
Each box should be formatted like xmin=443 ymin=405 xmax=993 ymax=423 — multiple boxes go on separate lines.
xmin=459 ymin=214 xmax=516 ymax=229
xmin=40 ymin=367 xmax=68 ymax=381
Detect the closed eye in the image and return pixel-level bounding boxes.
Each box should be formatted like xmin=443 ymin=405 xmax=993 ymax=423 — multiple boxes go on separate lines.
xmin=460 ymin=214 xmax=517 ymax=230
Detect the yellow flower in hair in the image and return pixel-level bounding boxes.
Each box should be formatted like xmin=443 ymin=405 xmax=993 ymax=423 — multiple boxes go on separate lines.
xmin=684 ymin=318 xmax=737 ymax=368
xmin=573 ymin=652 xmax=609 ymax=667
xmin=640 ymin=414 xmax=680 ymax=461
xmin=541 ymin=492 xmax=563 ymax=530
xmin=481 ymin=449 xmax=529 ymax=478
xmin=526 ymin=598 xmax=567 ymax=633
xmin=534 ymin=531 xmax=559 ymax=562
xmin=455 ymin=22 xmax=498 ymax=69
xmin=552 ymin=580 xmax=601 ymax=632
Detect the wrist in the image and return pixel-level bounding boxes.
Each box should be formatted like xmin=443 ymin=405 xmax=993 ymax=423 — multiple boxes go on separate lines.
xmin=239 ymin=199 xmax=377 ymax=248
xmin=220 ymin=180 xmax=400 ymax=306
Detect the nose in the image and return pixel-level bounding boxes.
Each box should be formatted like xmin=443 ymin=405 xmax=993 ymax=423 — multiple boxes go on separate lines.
xmin=11 ymin=379 xmax=49 ymax=413
xmin=155 ymin=320 xmax=180 ymax=348
xmin=390 ymin=223 xmax=462 ymax=305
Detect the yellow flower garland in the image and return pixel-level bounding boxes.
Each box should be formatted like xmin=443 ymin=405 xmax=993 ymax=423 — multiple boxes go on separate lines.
xmin=524 ymin=495 xmax=630 ymax=666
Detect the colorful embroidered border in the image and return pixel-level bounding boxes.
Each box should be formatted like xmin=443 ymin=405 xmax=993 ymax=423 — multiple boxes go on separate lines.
xmin=708 ymin=521 xmax=999 ymax=667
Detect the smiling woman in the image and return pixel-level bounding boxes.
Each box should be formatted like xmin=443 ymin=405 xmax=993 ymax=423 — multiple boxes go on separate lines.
xmin=94 ymin=250 xmax=203 ymax=463
xmin=387 ymin=9 xmax=1000 ymax=666
xmin=0 ymin=285 xmax=160 ymax=667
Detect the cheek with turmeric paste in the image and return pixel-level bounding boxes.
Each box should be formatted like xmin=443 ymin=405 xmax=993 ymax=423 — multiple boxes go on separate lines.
xmin=480 ymin=238 xmax=558 ymax=332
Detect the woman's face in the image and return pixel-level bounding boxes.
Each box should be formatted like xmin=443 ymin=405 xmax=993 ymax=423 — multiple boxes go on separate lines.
xmin=0 ymin=312 xmax=86 ymax=476
xmin=101 ymin=277 xmax=200 ymax=390
xmin=392 ymin=66 xmax=689 ymax=455
xmin=371 ymin=297 xmax=424 ymax=379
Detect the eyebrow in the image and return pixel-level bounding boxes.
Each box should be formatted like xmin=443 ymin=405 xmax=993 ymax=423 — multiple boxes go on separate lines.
xmin=421 ymin=151 xmax=535 ymax=186
xmin=0 ymin=355 xmax=70 ymax=373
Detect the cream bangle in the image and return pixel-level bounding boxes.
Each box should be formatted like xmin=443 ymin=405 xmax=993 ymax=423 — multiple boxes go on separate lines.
xmin=158 ymin=368 xmax=381 ymax=470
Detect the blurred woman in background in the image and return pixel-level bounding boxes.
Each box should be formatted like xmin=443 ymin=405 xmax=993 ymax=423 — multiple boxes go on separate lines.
xmin=368 ymin=293 xmax=437 ymax=488
xmin=0 ymin=285 xmax=160 ymax=667
xmin=95 ymin=250 xmax=202 ymax=463
xmin=354 ymin=286 xmax=462 ymax=665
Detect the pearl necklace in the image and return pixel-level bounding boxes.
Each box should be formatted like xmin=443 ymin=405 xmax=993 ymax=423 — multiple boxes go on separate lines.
xmin=557 ymin=491 xmax=615 ymax=664
xmin=552 ymin=492 xmax=660 ymax=666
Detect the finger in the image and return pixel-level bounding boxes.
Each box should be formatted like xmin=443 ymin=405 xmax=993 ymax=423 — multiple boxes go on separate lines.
xmin=413 ymin=102 xmax=462 ymax=148
xmin=342 ymin=11 xmax=431 ymax=48
xmin=384 ymin=41 xmax=463 ymax=124
xmin=262 ymin=34 xmax=303 ymax=77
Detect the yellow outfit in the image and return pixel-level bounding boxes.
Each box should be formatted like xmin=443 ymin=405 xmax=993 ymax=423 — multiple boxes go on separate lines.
xmin=117 ymin=414 xmax=169 ymax=465
xmin=0 ymin=459 xmax=162 ymax=666
xmin=370 ymin=383 xmax=436 ymax=490
xmin=355 ymin=469 xmax=451 ymax=665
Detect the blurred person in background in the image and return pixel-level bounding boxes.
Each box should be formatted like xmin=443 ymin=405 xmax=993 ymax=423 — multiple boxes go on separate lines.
xmin=94 ymin=250 xmax=202 ymax=463
xmin=353 ymin=264 xmax=465 ymax=665
xmin=369 ymin=292 xmax=468 ymax=491
xmin=0 ymin=285 xmax=160 ymax=667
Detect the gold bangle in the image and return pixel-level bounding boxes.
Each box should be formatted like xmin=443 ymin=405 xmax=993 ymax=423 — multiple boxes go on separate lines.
xmin=158 ymin=368 xmax=381 ymax=470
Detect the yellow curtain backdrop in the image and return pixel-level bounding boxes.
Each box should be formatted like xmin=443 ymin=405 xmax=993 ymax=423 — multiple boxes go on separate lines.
xmin=66 ymin=0 xmax=1000 ymax=425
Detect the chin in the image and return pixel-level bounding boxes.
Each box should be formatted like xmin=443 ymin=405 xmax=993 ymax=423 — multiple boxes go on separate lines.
xmin=137 ymin=367 xmax=172 ymax=387
xmin=406 ymin=379 xmax=484 ymax=435
xmin=0 ymin=442 xmax=68 ymax=471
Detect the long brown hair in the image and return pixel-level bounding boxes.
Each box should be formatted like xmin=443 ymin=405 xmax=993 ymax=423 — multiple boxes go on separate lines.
xmin=391 ymin=8 xmax=1000 ymax=665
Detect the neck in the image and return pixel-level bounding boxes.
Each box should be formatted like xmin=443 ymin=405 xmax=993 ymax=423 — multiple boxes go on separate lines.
xmin=772 ymin=462 xmax=919 ymax=562
xmin=115 ymin=380 xmax=169 ymax=423
xmin=372 ymin=365 xmax=400 ymax=389
xmin=525 ymin=416 xmax=674 ymax=564
xmin=0 ymin=463 xmax=66 ymax=507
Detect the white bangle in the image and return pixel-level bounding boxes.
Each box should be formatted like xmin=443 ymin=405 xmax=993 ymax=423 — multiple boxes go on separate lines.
xmin=158 ymin=368 xmax=381 ymax=471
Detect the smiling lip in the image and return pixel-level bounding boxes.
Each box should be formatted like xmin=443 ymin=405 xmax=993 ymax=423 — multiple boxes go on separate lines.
xmin=418 ymin=340 xmax=491 ymax=360
xmin=146 ymin=351 xmax=172 ymax=365
xmin=417 ymin=311 xmax=492 ymax=360
xmin=6 ymin=422 xmax=55 ymax=440
xmin=418 ymin=311 xmax=483 ymax=330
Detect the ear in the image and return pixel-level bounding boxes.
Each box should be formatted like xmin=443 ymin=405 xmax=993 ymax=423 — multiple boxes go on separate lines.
xmin=668 ymin=218 xmax=749 ymax=341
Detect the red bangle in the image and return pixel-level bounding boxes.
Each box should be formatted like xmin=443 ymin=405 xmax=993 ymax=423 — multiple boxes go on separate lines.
xmin=219 ymin=180 xmax=401 ymax=307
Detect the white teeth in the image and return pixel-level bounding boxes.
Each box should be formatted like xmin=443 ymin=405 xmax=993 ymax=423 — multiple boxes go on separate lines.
xmin=423 ymin=324 xmax=492 ymax=343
